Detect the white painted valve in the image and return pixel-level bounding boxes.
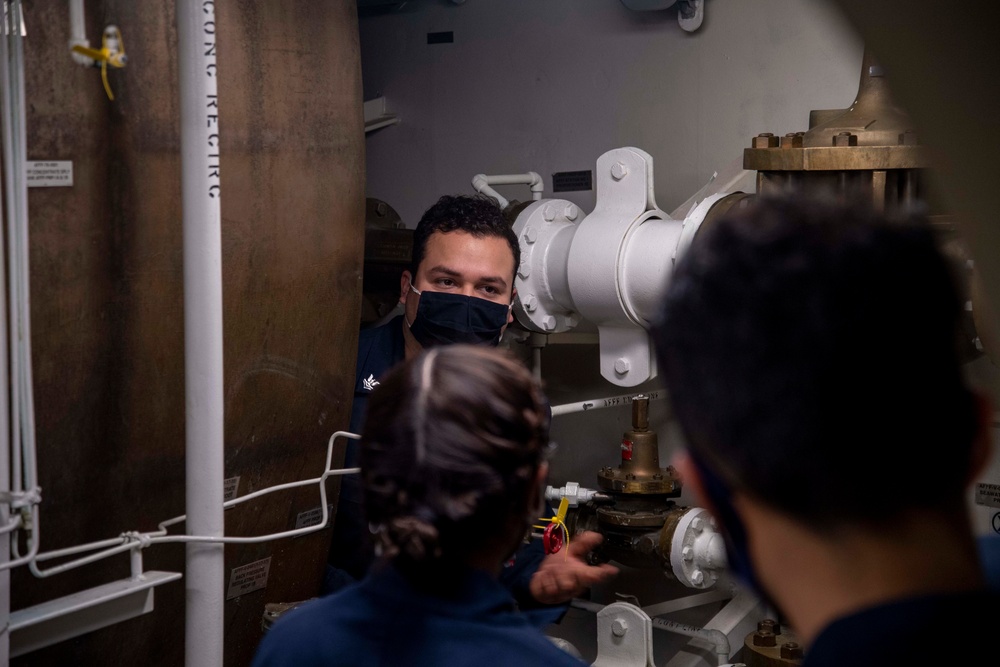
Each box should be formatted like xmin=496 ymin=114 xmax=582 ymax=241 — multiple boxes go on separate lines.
xmin=670 ymin=507 xmax=727 ymax=590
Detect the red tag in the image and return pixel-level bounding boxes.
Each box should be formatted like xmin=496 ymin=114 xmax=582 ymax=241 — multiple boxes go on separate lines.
xmin=621 ymin=439 xmax=633 ymax=461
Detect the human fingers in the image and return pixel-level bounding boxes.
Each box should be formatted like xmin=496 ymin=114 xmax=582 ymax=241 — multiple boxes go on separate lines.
xmin=567 ymin=530 xmax=604 ymax=556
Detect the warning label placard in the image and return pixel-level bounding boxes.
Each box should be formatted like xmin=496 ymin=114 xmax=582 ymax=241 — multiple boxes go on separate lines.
xmin=223 ymin=476 xmax=240 ymax=502
xmin=975 ymin=483 xmax=1000 ymax=508
xmin=226 ymin=557 xmax=271 ymax=600
xmin=26 ymin=161 xmax=73 ymax=187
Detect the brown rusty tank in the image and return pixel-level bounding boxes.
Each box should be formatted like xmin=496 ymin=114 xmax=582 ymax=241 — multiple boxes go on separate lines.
xmin=10 ymin=1 xmax=363 ymax=666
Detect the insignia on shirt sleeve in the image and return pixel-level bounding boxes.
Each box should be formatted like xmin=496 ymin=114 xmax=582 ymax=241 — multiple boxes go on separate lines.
xmin=363 ymin=374 xmax=380 ymax=392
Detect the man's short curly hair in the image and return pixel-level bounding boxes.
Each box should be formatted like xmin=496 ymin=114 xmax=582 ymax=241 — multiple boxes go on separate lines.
xmin=411 ymin=195 xmax=519 ymax=292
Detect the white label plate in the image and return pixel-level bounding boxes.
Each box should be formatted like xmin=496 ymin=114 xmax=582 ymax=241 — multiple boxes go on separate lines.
xmin=26 ymin=161 xmax=73 ymax=187
xmin=226 ymin=557 xmax=271 ymax=600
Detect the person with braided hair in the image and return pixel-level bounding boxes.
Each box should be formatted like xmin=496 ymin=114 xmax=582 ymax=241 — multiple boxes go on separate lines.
xmin=253 ymin=345 xmax=608 ymax=666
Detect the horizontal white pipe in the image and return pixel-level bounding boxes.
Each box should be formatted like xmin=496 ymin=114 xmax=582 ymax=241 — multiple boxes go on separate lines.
xmin=550 ymin=390 xmax=665 ymax=417
xmin=472 ymin=171 xmax=544 ymax=207
xmin=477 ymin=171 xmax=544 ymax=192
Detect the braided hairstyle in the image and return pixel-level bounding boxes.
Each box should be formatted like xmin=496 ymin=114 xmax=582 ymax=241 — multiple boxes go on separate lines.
xmin=360 ymin=345 xmax=550 ymax=572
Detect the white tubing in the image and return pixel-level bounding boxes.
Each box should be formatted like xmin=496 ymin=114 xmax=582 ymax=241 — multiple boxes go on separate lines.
xmin=68 ymin=0 xmax=93 ymax=65
xmin=177 ymin=1 xmax=225 ymax=665
xmin=550 ymin=390 xmax=665 ymax=417
xmin=472 ymin=171 xmax=544 ymax=208
xmin=28 ymin=433 xmax=361 ymax=578
xmin=471 ymin=175 xmax=509 ymax=209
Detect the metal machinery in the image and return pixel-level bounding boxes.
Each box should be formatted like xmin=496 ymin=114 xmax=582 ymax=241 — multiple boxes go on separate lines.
xmin=492 ymin=50 xmax=990 ymax=666
xmin=565 ymin=396 xmax=726 ymax=593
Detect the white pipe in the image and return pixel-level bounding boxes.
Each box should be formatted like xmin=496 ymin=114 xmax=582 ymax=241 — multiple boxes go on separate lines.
xmin=0 ymin=0 xmax=41 ymax=574
xmin=472 ymin=171 xmax=544 ymax=208
xmin=0 ymin=1 xmax=21 ymax=498
xmin=177 ymin=1 xmax=225 ymax=664
xmin=0 ymin=9 xmax=10 ymax=662
xmin=68 ymin=0 xmax=94 ymax=66
xmin=471 ymin=176 xmax=509 ymax=209
xmin=550 ymin=390 xmax=665 ymax=417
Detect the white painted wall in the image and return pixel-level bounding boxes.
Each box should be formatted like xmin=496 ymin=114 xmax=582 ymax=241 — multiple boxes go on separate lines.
xmin=359 ymin=0 xmax=863 ymax=224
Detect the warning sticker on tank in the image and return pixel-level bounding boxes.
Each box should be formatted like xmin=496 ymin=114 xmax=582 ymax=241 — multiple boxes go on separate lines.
xmin=223 ymin=476 xmax=240 ymax=502
xmin=227 ymin=557 xmax=271 ymax=600
xmin=26 ymin=161 xmax=73 ymax=187
xmin=295 ymin=504 xmax=335 ymax=530
xmin=621 ymin=439 xmax=633 ymax=461
xmin=975 ymin=483 xmax=1000 ymax=508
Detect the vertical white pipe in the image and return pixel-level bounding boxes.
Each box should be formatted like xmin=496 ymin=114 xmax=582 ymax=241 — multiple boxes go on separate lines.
xmin=0 ymin=4 xmax=16 ymax=662
xmin=12 ymin=0 xmax=34 ymax=503
xmin=68 ymin=0 xmax=85 ymax=42
xmin=0 ymin=1 xmax=21 ymax=498
xmin=176 ymin=2 xmax=225 ymax=665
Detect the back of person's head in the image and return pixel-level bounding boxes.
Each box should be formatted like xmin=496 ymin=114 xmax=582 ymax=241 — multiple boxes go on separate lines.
xmin=411 ymin=194 xmax=520 ymax=285
xmin=653 ymin=193 xmax=978 ymax=530
xmin=360 ymin=345 xmax=550 ymax=572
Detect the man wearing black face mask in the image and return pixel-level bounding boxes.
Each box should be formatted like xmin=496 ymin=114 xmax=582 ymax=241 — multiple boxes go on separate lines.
xmin=651 ymin=194 xmax=1000 ymax=667
xmin=325 ymin=195 xmax=616 ymax=620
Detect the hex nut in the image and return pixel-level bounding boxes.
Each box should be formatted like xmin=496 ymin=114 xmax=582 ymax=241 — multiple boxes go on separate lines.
xmin=614 ymin=357 xmax=630 ymax=374
xmin=611 ymin=162 xmax=629 ymax=181
xmin=543 ymin=206 xmax=555 ymax=222
xmin=752 ymin=630 xmax=777 ymax=647
xmin=611 ymin=619 xmax=628 ymax=638
xmin=690 ymin=569 xmax=704 ymax=585
xmin=565 ymin=203 xmax=580 ymax=221
xmin=522 ymin=294 xmax=537 ymax=312
xmin=758 ymin=619 xmax=782 ymax=635
xmin=833 ymin=131 xmax=858 ymax=147
xmin=752 ymin=133 xmax=779 ymax=148
xmin=541 ymin=315 xmax=557 ymax=331
xmin=781 ymin=642 xmax=804 ymax=660
xmin=780 ymin=132 xmax=803 ymax=148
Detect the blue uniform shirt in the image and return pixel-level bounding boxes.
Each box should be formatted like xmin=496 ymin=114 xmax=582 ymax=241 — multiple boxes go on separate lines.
xmin=254 ymin=563 xmax=586 ymax=667
xmin=327 ymin=316 xmax=567 ymax=625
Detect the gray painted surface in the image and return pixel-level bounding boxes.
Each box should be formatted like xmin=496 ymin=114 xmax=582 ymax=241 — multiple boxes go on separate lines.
xmin=359 ymin=0 xmax=863 ymax=224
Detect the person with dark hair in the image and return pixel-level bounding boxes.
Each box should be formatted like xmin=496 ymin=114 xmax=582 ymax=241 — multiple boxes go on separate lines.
xmin=651 ymin=193 xmax=999 ymax=666
xmin=254 ymin=346 xmax=596 ymax=667
xmin=326 ymin=194 xmax=615 ymax=618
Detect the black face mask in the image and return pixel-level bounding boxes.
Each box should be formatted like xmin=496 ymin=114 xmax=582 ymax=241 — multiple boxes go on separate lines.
xmin=407 ymin=285 xmax=510 ymax=348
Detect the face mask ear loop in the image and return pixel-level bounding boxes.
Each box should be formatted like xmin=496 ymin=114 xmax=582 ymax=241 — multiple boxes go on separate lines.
xmin=405 ymin=280 xmax=422 ymax=329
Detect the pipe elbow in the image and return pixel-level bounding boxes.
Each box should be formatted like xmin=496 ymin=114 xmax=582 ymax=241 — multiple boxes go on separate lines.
xmin=471 ymin=174 xmax=489 ymax=192
xmin=527 ymin=171 xmax=544 ymax=192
